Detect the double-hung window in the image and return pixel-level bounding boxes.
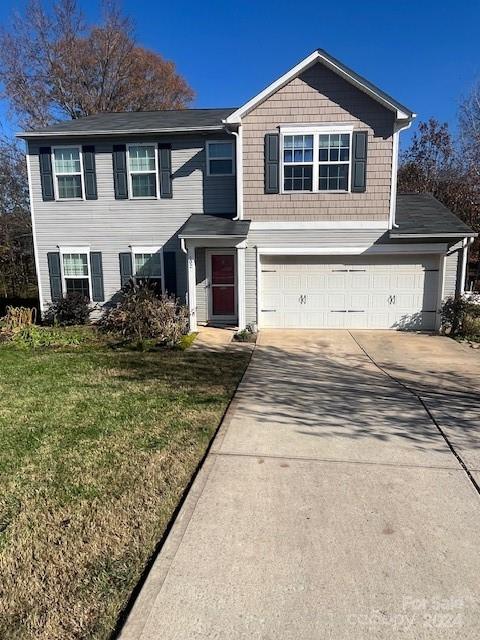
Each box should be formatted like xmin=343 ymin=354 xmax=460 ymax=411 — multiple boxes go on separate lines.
xmin=53 ymin=147 xmax=83 ymax=199
xmin=318 ymin=133 xmax=350 ymax=191
xmin=132 ymin=247 xmax=164 ymax=294
xmin=281 ymin=128 xmax=352 ymax=193
xmin=61 ymin=250 xmax=91 ymax=299
xmin=128 ymin=144 xmax=158 ymax=198
xmin=207 ymin=141 xmax=235 ymax=176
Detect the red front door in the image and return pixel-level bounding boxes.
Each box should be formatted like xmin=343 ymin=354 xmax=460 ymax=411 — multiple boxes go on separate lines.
xmin=211 ymin=253 xmax=235 ymax=317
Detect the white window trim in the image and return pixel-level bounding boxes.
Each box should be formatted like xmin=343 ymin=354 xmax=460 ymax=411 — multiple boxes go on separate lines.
xmin=59 ymin=246 xmax=92 ymax=300
xmin=130 ymin=245 xmax=165 ymax=293
xmin=280 ymin=125 xmax=353 ymax=195
xmin=52 ymin=145 xmax=85 ymax=201
xmin=127 ymin=143 xmax=160 ymax=200
xmin=206 ymin=140 xmax=235 ymax=177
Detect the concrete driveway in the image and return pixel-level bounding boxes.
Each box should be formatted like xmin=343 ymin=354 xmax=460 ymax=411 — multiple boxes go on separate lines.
xmin=120 ymin=331 xmax=480 ymax=640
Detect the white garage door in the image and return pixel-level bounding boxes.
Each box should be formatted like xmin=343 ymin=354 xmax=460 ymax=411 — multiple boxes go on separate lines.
xmin=260 ymin=255 xmax=440 ymax=330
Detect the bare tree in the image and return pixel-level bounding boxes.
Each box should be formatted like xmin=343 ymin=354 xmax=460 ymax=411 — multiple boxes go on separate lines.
xmin=0 ymin=138 xmax=36 ymax=298
xmin=398 ymin=118 xmax=480 ymax=271
xmin=0 ymin=0 xmax=195 ymax=129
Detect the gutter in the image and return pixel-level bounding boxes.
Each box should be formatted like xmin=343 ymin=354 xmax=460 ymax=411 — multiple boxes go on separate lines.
xmin=460 ymin=236 xmax=475 ymax=294
xmin=390 ymin=232 xmax=478 ymax=239
xmin=16 ymin=125 xmax=226 ymax=139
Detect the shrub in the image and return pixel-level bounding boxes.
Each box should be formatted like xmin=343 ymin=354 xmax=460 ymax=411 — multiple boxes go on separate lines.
xmin=44 ymin=293 xmax=92 ymax=326
xmin=0 ymin=306 xmax=36 ymax=332
xmin=442 ymin=296 xmax=480 ymax=337
xmin=99 ymin=282 xmax=189 ymax=346
xmin=233 ymin=322 xmax=257 ymax=343
xmin=10 ymin=325 xmax=86 ymax=349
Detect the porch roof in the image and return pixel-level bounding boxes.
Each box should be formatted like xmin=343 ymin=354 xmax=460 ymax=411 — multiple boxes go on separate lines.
xmin=178 ymin=214 xmax=251 ymax=239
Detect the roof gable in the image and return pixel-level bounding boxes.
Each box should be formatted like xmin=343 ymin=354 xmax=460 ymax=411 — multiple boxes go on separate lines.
xmin=225 ymin=49 xmax=414 ymax=124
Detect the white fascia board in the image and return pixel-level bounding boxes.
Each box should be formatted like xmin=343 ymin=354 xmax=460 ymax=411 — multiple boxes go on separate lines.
xmin=225 ymin=50 xmax=412 ymax=123
xmin=250 ymin=221 xmax=388 ymax=230
xmin=280 ymin=124 xmax=354 ymax=135
xmin=390 ymin=232 xmax=478 ymax=239
xmin=257 ymin=243 xmax=448 ymax=256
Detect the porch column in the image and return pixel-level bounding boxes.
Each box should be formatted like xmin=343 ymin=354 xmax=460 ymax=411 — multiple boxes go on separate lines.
xmin=237 ymin=245 xmax=246 ymax=330
xmin=187 ymin=245 xmax=197 ymax=332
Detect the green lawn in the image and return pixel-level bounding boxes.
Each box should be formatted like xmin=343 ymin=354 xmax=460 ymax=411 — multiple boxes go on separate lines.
xmin=0 ymin=337 xmax=250 ymax=640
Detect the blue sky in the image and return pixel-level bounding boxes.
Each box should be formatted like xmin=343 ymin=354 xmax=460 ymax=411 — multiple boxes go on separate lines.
xmin=1 ymin=0 xmax=479 ymax=149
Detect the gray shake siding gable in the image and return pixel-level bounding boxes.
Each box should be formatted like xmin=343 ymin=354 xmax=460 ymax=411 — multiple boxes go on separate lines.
xmin=242 ymin=62 xmax=395 ymax=221
xmin=28 ymin=134 xmax=236 ymax=308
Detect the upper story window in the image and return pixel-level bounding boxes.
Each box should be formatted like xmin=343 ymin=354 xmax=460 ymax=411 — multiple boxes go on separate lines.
xmin=281 ymin=127 xmax=352 ymax=193
xmin=127 ymin=144 xmax=158 ymax=198
xmin=132 ymin=247 xmax=164 ymax=294
xmin=318 ymin=134 xmax=350 ymax=191
xmin=53 ymin=147 xmax=84 ymax=199
xmin=207 ymin=141 xmax=235 ymax=176
xmin=61 ymin=250 xmax=91 ymax=299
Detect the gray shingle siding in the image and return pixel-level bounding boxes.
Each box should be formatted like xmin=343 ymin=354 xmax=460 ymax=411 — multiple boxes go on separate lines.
xmin=29 ymin=133 xmax=235 ymax=310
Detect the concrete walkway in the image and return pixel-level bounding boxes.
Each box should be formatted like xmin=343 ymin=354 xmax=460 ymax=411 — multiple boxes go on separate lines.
xmin=120 ymin=330 xmax=480 ymax=640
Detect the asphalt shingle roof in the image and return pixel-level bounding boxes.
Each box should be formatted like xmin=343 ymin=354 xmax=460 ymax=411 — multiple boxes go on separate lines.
xmin=392 ymin=193 xmax=476 ymax=237
xmin=18 ymin=108 xmax=237 ymax=137
xmin=178 ymin=215 xmax=250 ymax=238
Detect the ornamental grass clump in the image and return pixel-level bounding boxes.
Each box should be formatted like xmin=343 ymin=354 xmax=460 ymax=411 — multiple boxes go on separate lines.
xmin=99 ymin=282 xmax=189 ymax=347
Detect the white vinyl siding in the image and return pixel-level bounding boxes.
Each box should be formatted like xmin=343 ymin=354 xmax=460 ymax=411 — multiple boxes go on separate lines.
xmin=29 ymin=134 xmax=236 ymax=312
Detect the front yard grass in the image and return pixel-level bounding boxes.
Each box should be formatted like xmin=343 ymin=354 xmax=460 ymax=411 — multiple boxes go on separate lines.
xmin=0 ymin=337 xmax=250 ymax=640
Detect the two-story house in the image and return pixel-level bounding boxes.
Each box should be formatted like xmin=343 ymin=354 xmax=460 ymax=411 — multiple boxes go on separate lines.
xmin=19 ymin=49 xmax=476 ymax=332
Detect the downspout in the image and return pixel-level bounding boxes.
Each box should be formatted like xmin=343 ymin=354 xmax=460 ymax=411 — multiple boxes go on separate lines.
xmin=460 ymin=236 xmax=475 ymax=294
xmin=223 ymin=122 xmax=243 ymax=220
xmin=389 ymin=119 xmax=414 ymax=229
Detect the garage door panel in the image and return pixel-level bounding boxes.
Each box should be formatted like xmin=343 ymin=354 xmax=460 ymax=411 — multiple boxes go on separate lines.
xmin=260 ymin=255 xmax=440 ymax=330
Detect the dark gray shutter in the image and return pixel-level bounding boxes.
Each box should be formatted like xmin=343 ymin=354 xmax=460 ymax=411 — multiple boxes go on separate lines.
xmin=352 ymin=131 xmax=368 ymax=193
xmin=163 ymin=251 xmax=177 ymax=296
xmin=39 ymin=147 xmax=55 ymax=201
xmin=113 ymin=145 xmax=128 ymax=199
xmin=82 ymin=145 xmax=98 ymax=200
xmin=47 ymin=252 xmax=62 ymax=300
xmin=119 ymin=252 xmax=133 ymax=287
xmin=89 ymin=252 xmax=104 ymax=301
xmin=264 ymin=134 xmax=279 ymax=194
xmin=158 ymin=144 xmax=173 ymax=198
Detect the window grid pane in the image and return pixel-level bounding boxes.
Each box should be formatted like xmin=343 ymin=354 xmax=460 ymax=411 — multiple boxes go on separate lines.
xmin=131 ymin=173 xmax=156 ymax=197
xmin=129 ymin=146 xmax=156 ymax=172
xmin=284 ymin=165 xmax=313 ymax=191
xmin=58 ymin=175 xmax=82 ymax=199
xmin=319 ymin=165 xmax=349 ymax=191
xmin=209 ymin=159 xmax=233 ymax=175
xmin=134 ymin=253 xmax=162 ymax=278
xmin=63 ymin=253 xmax=88 ymax=277
xmin=54 ymin=148 xmax=81 ymax=174
xmin=284 ymin=135 xmax=314 ymax=164
xmin=66 ymin=278 xmax=90 ymax=298
xmin=208 ymin=142 xmax=233 ymax=159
